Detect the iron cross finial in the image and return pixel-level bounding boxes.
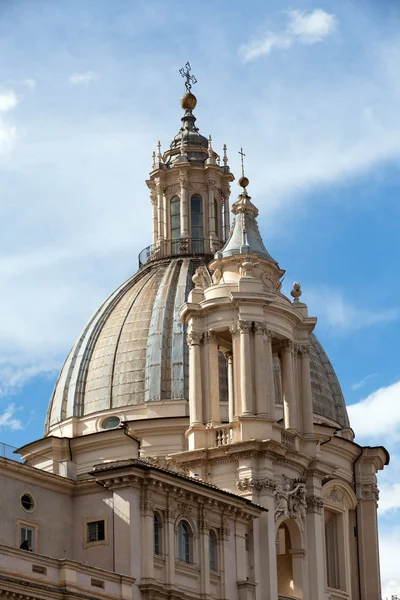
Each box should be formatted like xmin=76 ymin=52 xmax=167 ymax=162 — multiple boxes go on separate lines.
xmin=179 ymin=62 xmax=197 ymax=93
xmin=238 ymin=147 xmax=246 ymax=177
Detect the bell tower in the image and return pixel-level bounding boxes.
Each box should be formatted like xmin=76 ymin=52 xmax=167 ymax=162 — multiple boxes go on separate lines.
xmin=143 ymin=63 xmax=234 ymax=266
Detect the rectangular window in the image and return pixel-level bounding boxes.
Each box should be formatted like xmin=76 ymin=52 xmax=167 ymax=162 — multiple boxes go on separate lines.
xmin=325 ymin=510 xmax=340 ymax=589
xmin=20 ymin=525 xmax=35 ymax=551
xmin=87 ymin=520 xmax=105 ymax=544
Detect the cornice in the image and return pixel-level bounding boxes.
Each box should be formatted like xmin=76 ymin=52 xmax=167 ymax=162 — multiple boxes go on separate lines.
xmin=0 ymin=458 xmax=74 ymax=495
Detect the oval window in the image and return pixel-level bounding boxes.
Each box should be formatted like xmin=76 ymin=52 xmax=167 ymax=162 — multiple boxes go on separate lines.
xmin=101 ymin=416 xmax=121 ymax=430
xmin=21 ymin=493 xmax=35 ymax=511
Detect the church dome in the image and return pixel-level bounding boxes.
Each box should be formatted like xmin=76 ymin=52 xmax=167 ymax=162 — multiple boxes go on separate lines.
xmin=45 ymin=256 xmax=349 ymax=434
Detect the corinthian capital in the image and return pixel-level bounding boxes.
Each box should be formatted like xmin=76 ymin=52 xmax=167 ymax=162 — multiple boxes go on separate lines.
xmin=206 ymin=178 xmax=216 ymax=190
xmin=187 ymin=331 xmax=202 ymax=346
xmin=237 ymin=320 xmax=251 ymax=333
xmin=179 ymin=176 xmax=188 ymax=190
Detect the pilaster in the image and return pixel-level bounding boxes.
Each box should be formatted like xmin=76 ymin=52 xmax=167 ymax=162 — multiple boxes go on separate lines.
xmin=238 ymin=320 xmax=253 ymax=416
xmin=281 ymin=340 xmax=297 ymax=431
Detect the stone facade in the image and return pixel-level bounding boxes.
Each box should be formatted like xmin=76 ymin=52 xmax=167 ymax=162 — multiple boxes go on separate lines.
xmin=0 ymin=81 xmax=389 ymax=600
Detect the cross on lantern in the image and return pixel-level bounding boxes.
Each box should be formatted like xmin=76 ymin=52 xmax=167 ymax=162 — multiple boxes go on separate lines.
xmin=179 ymin=62 xmax=197 ymax=93
xmin=238 ymin=147 xmax=246 ymax=177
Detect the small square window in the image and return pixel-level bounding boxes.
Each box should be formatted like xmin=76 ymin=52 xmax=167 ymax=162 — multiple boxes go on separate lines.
xmin=87 ymin=520 xmax=105 ymax=544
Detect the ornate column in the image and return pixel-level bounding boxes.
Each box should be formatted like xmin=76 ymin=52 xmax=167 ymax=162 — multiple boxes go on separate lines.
xmin=231 ymin=324 xmax=241 ymax=419
xmin=156 ymin=182 xmax=165 ymax=241
xmin=207 ymin=331 xmax=220 ymax=425
xmin=281 ymin=340 xmax=297 ymax=430
xmin=165 ymin=497 xmax=176 ymax=587
xmin=254 ymin=322 xmax=267 ymax=417
xmin=162 ymin=187 xmax=167 ymax=242
xmin=354 ymin=450 xmax=385 ymax=600
xmin=187 ymin=331 xmax=203 ymax=426
xmin=150 ymin=189 xmax=158 ymax=246
xmin=179 ymin=174 xmax=189 ymax=239
xmin=199 ymin=506 xmax=211 ymax=597
xmin=298 ymin=344 xmax=314 ymax=435
xmin=140 ymin=485 xmax=155 ymax=580
xmin=223 ymin=185 xmax=231 ymax=241
xmin=238 ymin=320 xmax=253 ymax=416
xmin=305 ymin=474 xmax=325 ymax=600
xmin=265 ymin=327 xmax=276 ymax=419
xmin=225 ymin=351 xmax=234 ymax=423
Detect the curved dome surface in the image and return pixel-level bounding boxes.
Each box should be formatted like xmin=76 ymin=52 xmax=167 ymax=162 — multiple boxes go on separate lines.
xmin=45 ymin=258 xmax=349 ymax=433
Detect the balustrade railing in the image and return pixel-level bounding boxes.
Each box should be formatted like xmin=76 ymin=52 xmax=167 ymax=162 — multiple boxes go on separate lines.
xmin=138 ymin=237 xmax=223 ymax=268
xmin=215 ymin=424 xmax=238 ymax=447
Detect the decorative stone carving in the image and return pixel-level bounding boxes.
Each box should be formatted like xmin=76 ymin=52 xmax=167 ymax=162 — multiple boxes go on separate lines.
xmin=306 ymin=496 xmax=324 ymax=514
xmin=206 ymin=177 xmax=216 ymax=190
xmin=237 ymin=320 xmax=252 ymax=333
xmin=179 ymin=237 xmax=189 ymax=253
xmin=179 ymin=176 xmax=188 ymax=189
xmin=261 ymin=271 xmax=278 ymax=289
xmin=295 ymin=344 xmax=311 ymax=357
xmin=177 ymin=502 xmax=192 ymax=516
xmin=253 ymin=321 xmax=265 ymax=335
xmin=327 ymin=486 xmax=343 ymax=503
xmin=219 ymin=514 xmax=231 ymax=540
xmin=187 ymin=331 xmax=202 ymax=346
xmin=361 ymin=483 xmax=380 ymax=501
xmin=274 ymin=476 xmax=307 ymax=525
xmin=192 ymin=267 xmax=205 ymax=289
xmin=150 ymin=189 xmax=157 ymax=205
xmin=237 ymin=478 xmax=276 ymax=494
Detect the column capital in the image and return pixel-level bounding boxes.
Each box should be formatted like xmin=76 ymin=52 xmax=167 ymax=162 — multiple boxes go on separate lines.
xmin=187 ymin=331 xmax=203 ymax=346
xmin=253 ymin=321 xmax=265 ymax=335
xmin=237 ymin=319 xmax=252 ymax=333
xmin=359 ymin=482 xmax=380 ymax=501
xmin=206 ymin=177 xmax=216 ymax=190
xmin=203 ymin=330 xmax=218 ymax=343
xmin=306 ymin=495 xmax=324 ymax=514
xmin=282 ymin=339 xmax=294 ymax=354
xmin=224 ymin=350 xmax=233 ymax=362
xmin=295 ymin=343 xmax=312 ymax=357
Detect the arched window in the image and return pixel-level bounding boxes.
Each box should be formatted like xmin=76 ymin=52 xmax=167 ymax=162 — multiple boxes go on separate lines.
xmin=191 ymin=194 xmax=203 ymax=253
xmin=209 ymin=530 xmax=217 ymax=571
xmin=154 ymin=512 xmax=161 ymax=556
xmin=177 ymin=520 xmax=191 ymax=563
xmin=170 ymin=196 xmax=180 ymax=255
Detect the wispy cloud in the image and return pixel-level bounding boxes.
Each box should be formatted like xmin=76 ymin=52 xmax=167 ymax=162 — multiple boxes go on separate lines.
xmin=0 ymin=90 xmax=18 ymax=112
xmin=351 ymin=373 xmax=377 ymax=390
xmin=240 ymin=9 xmax=337 ymax=61
xmin=69 ymin=71 xmax=97 ymax=85
xmin=0 ymin=404 xmax=23 ymax=430
xmin=0 ymin=120 xmax=18 ymax=154
xmin=305 ymin=287 xmax=398 ymax=333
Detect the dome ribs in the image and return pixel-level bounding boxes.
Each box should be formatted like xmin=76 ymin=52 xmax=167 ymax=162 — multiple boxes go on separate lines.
xmin=109 ymin=269 xmax=160 ymax=409
xmin=145 ymin=260 xmax=181 ymax=401
xmin=171 ymin=259 xmax=191 ymax=400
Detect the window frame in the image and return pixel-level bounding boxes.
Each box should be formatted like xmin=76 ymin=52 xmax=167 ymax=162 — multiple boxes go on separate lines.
xmin=170 ymin=195 xmax=181 ymax=255
xmin=17 ymin=519 xmax=38 ymax=552
xmin=153 ymin=512 xmax=162 ymax=556
xmin=20 ymin=492 xmax=35 ymax=513
xmin=83 ymin=517 xmax=109 ymax=549
xmin=190 ymin=194 xmax=204 ymax=253
xmin=176 ymin=519 xmax=192 ymax=564
xmin=209 ymin=529 xmax=218 ymax=572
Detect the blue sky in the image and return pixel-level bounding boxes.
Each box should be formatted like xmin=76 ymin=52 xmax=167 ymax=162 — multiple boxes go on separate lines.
xmin=0 ymin=0 xmax=400 ymax=595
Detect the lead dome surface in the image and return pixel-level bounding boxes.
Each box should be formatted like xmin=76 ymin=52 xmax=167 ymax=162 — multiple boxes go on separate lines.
xmin=45 ymin=257 xmax=350 ymax=433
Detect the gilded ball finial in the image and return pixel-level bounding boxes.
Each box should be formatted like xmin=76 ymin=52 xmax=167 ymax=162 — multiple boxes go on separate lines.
xmin=181 ymin=91 xmax=197 ymax=110
xmin=238 ymin=175 xmax=249 ymax=188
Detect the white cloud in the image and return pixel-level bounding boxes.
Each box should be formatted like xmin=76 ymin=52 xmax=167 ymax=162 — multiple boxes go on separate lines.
xmin=21 ymin=78 xmax=36 ymax=90
xmin=348 ymin=381 xmax=400 ymax=440
xmin=0 ymin=90 xmax=18 ymax=112
xmin=305 ymin=286 xmax=398 ymax=333
xmin=69 ymin=71 xmax=97 ymax=85
xmin=351 ymin=373 xmax=377 ymax=390
xmin=0 ymin=404 xmax=23 ymax=430
xmin=240 ymin=9 xmax=336 ymax=61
